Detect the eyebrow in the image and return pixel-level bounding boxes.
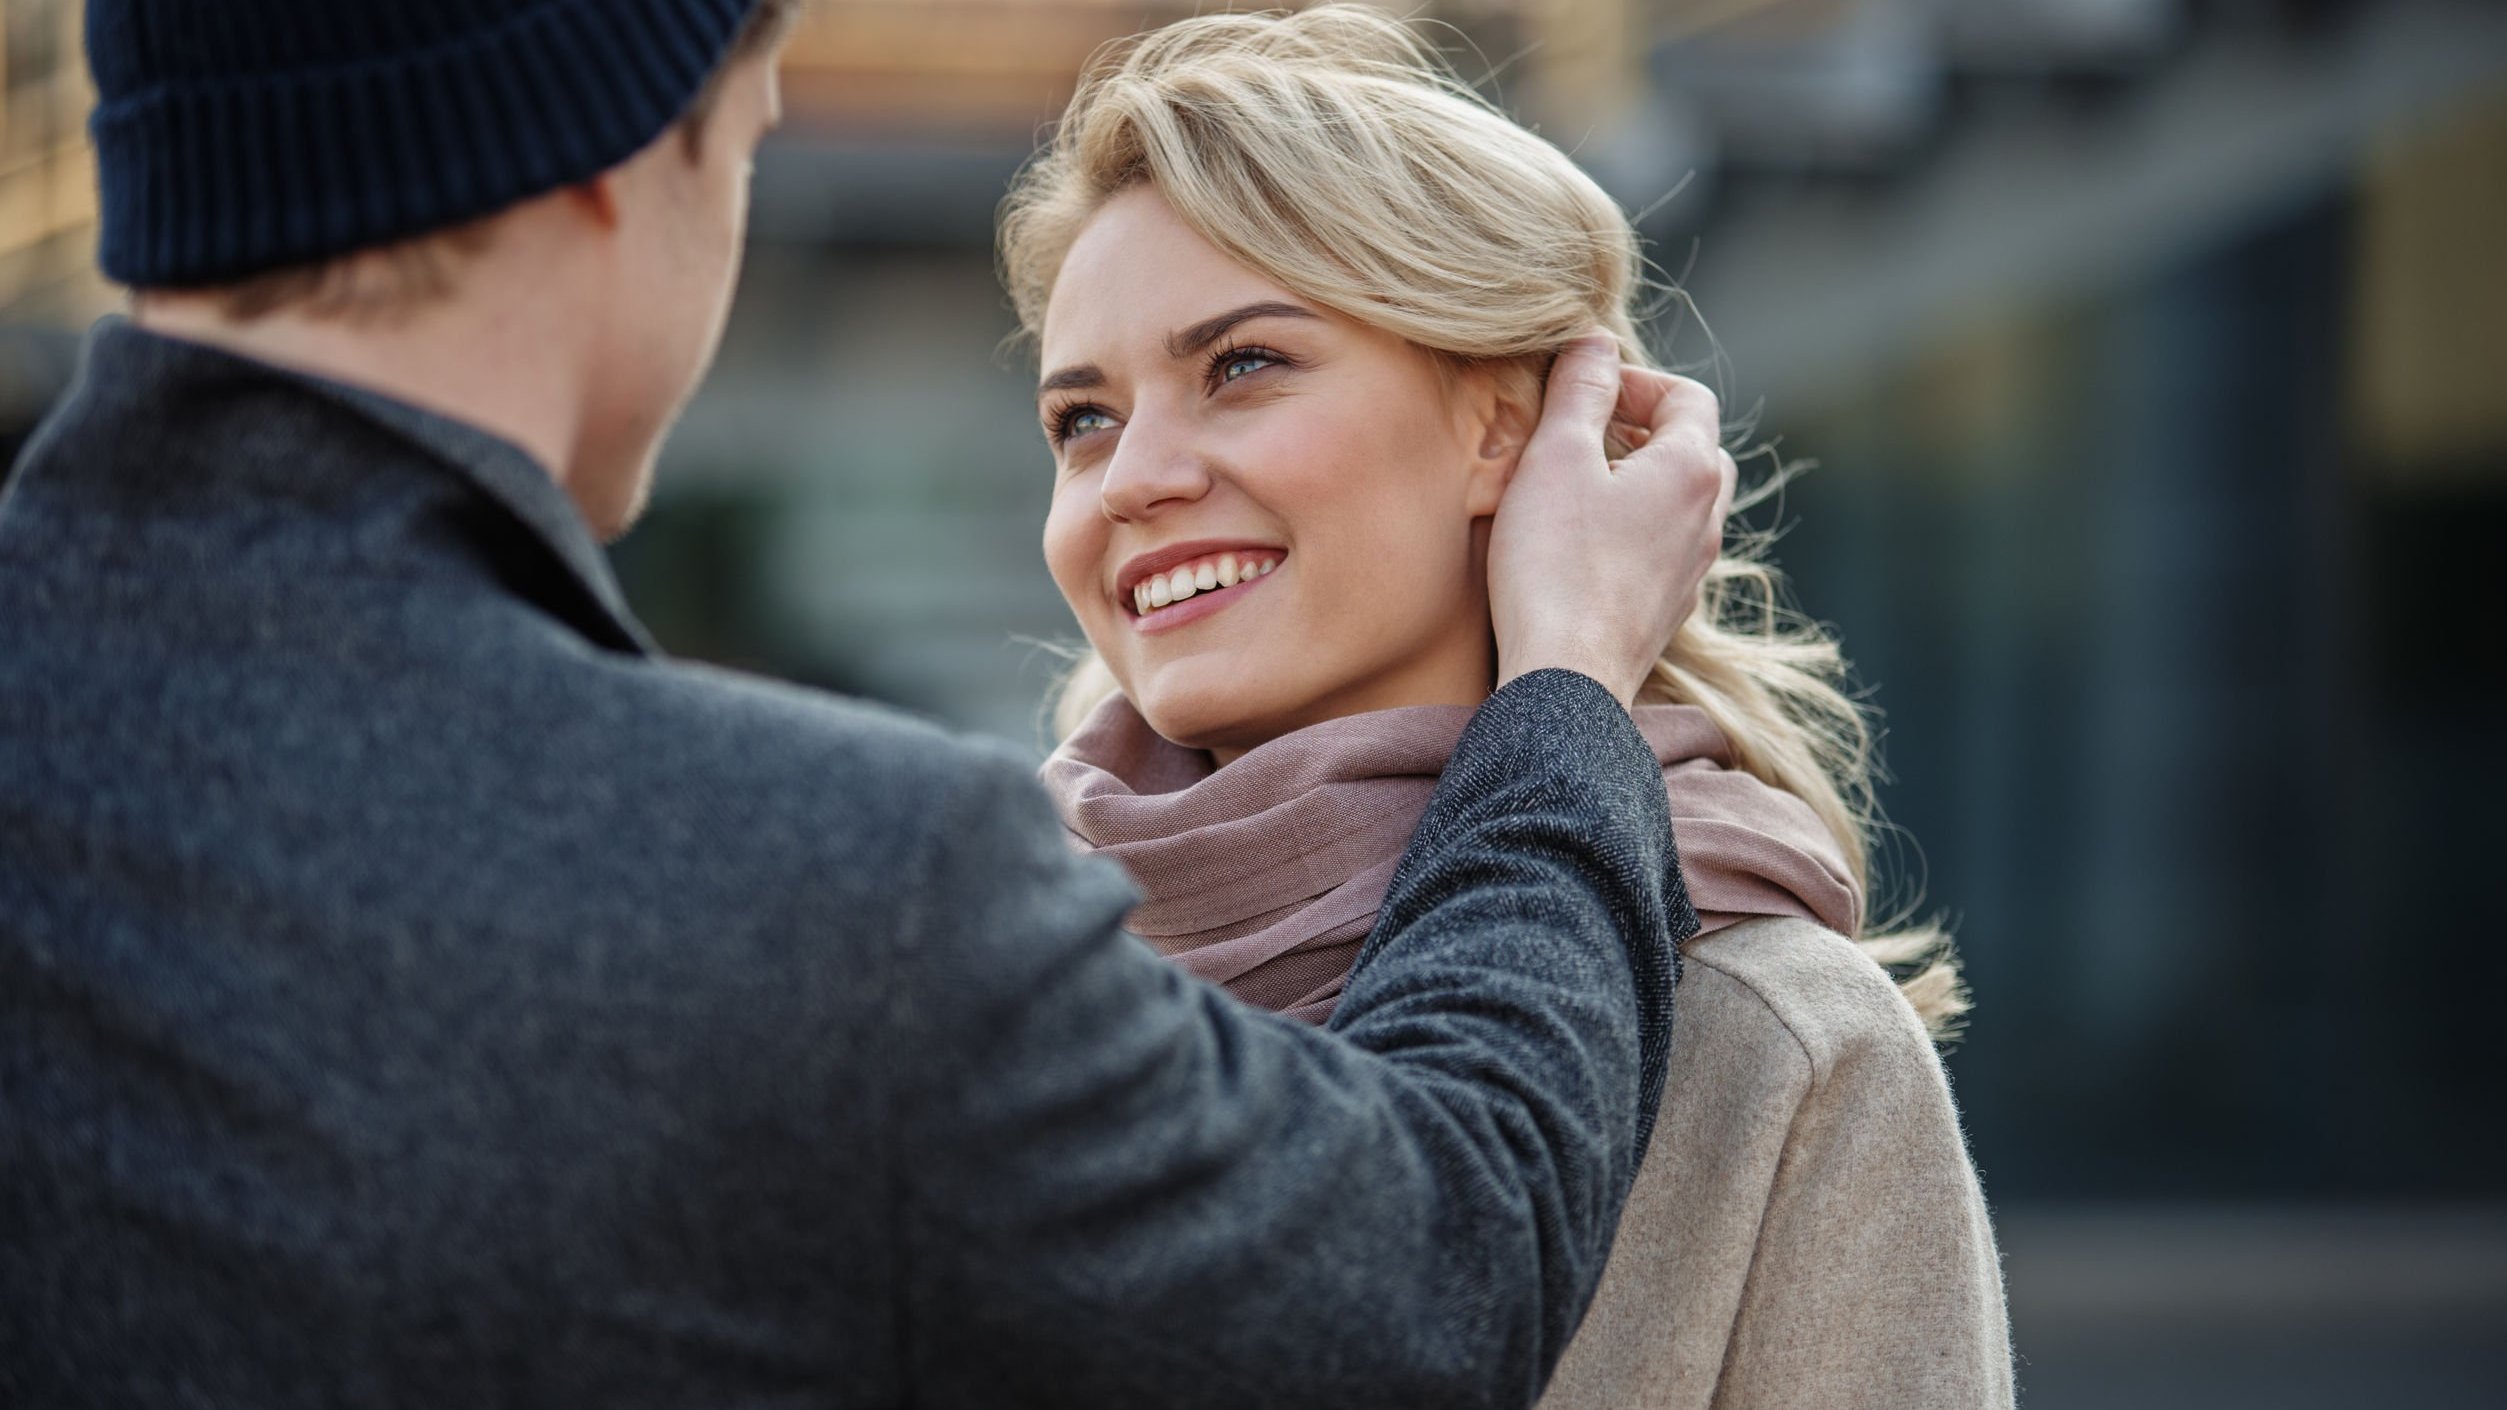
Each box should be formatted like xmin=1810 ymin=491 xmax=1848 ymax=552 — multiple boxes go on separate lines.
xmin=1037 ymin=365 xmax=1105 ymax=398
xmin=1164 ymin=300 xmax=1318 ymax=360
xmin=1036 ymin=300 xmax=1320 ymax=402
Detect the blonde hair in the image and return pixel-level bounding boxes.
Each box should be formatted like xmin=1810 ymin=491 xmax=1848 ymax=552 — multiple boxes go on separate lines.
xmin=999 ymin=4 xmax=1965 ymax=1038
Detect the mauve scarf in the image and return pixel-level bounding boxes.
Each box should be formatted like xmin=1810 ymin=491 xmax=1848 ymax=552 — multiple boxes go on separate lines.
xmin=1041 ymin=693 xmax=1865 ymax=1024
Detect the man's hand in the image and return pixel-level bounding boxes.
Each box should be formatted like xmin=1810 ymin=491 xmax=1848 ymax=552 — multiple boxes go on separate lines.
xmin=1488 ymin=333 xmax=1738 ymax=706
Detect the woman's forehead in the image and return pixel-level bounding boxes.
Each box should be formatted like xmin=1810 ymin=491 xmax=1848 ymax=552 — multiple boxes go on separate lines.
xmin=1041 ymin=190 xmax=1292 ymax=357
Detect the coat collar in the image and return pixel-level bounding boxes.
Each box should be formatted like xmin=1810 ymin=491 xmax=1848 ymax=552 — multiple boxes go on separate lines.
xmin=26 ymin=318 xmax=659 ymax=657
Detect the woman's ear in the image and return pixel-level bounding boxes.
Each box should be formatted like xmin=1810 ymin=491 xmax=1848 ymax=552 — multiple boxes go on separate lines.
xmin=1459 ymin=364 xmax=1539 ymax=518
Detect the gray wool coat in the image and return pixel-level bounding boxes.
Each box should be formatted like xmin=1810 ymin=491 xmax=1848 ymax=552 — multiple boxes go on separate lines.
xmin=0 ymin=321 xmax=1696 ymax=1409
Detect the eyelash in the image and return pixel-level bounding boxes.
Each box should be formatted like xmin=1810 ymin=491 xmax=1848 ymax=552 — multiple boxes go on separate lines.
xmin=1205 ymin=341 xmax=1287 ymax=386
xmin=1047 ymin=342 xmax=1293 ymax=447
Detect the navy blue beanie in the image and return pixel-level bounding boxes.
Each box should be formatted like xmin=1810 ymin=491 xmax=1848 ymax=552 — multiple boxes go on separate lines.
xmin=85 ymin=0 xmax=760 ymax=287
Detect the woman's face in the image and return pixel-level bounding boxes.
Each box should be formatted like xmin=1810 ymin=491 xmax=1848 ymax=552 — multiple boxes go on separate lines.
xmin=1038 ymin=187 xmax=1524 ymax=762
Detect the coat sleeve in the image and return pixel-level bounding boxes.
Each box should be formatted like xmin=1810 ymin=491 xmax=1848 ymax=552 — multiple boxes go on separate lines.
xmin=890 ymin=669 xmax=1694 ymax=1410
xmin=1707 ymin=945 xmax=2015 ymax=1410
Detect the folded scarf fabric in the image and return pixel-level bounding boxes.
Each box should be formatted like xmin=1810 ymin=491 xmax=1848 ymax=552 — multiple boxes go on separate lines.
xmin=1041 ymin=693 xmax=1865 ymax=1024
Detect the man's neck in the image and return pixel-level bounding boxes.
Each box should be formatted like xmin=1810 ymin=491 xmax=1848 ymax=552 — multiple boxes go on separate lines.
xmin=133 ymin=297 xmax=584 ymax=484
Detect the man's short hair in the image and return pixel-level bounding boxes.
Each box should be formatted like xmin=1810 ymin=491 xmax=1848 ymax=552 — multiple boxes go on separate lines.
xmin=156 ymin=0 xmax=806 ymax=324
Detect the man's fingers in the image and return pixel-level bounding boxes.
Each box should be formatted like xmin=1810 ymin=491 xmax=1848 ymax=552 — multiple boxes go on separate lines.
xmin=1488 ymin=343 xmax=1740 ymax=702
xmin=1613 ymin=419 xmax=1728 ymax=539
xmin=1615 ymin=367 xmax=1720 ymax=450
xmin=1524 ymin=333 xmax=1624 ymax=476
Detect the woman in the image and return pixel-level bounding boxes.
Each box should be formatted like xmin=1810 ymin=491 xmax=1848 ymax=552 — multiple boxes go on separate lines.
xmin=1001 ymin=7 xmax=2013 ymax=1406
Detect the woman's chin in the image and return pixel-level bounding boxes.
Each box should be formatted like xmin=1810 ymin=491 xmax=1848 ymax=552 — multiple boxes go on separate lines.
xmin=1134 ymin=683 xmax=1293 ymax=757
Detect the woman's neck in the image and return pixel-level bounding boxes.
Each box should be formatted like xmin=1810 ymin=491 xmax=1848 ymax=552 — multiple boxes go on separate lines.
xmin=1205 ymin=659 xmax=1498 ymax=769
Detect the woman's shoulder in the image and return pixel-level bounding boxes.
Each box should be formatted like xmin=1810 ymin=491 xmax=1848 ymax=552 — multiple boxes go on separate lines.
xmin=1679 ymin=917 xmax=1938 ymax=1083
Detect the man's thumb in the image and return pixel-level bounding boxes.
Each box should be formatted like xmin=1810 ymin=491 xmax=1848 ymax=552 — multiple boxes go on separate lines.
xmin=1526 ymin=332 xmax=1622 ymax=476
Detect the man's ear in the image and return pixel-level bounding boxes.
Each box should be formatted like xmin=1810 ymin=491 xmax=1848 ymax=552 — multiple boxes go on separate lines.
xmin=563 ymin=169 xmax=628 ymax=233
xmin=1461 ymin=365 xmax=1539 ymax=518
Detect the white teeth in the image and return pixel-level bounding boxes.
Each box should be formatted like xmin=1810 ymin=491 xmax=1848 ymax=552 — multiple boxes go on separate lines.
xmin=1131 ymin=552 xmax=1282 ymax=617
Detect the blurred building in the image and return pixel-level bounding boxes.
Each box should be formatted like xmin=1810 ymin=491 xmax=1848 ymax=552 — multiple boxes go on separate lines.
xmin=0 ymin=0 xmax=101 ymax=316
xmin=0 ymin=0 xmax=108 ymax=463
xmin=5 ymin=3 xmax=2505 ymax=1405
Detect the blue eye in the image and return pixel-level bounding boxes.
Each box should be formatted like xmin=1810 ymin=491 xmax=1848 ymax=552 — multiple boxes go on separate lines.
xmin=1207 ymin=344 xmax=1291 ymax=387
xmin=1051 ymin=405 xmax=1116 ymax=445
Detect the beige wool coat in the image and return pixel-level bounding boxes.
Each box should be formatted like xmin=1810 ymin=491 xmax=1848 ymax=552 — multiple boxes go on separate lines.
xmin=1540 ymin=917 xmax=2015 ymax=1409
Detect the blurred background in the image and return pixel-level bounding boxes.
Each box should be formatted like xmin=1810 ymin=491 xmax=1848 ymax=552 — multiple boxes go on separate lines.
xmin=5 ymin=0 xmax=2503 ymax=1402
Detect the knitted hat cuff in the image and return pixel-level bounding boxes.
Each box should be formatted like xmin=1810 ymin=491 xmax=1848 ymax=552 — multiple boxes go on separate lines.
xmin=91 ymin=0 xmax=755 ymax=286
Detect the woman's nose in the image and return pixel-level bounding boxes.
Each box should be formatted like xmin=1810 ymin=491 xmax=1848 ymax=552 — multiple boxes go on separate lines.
xmin=1097 ymin=415 xmax=1213 ymax=523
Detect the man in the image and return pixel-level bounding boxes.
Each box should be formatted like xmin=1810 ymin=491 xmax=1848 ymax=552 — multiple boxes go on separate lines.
xmin=0 ymin=2 xmax=1736 ymax=1405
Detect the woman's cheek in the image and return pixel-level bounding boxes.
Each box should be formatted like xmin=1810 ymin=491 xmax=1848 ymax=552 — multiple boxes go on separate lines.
xmin=1041 ymin=493 xmax=1107 ymax=630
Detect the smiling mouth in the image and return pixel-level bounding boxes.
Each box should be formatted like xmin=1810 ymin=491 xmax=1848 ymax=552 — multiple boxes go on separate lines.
xmin=1126 ymin=550 xmax=1283 ymax=619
